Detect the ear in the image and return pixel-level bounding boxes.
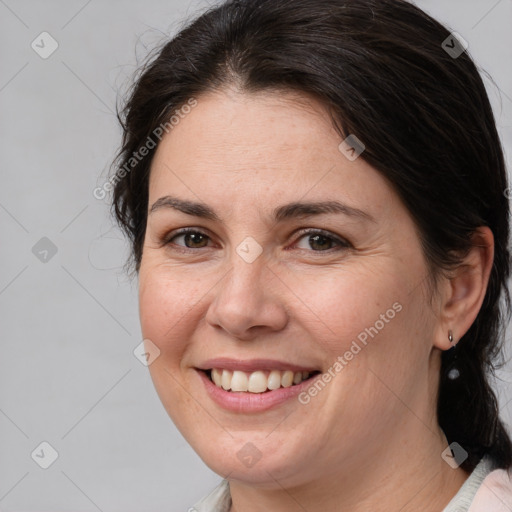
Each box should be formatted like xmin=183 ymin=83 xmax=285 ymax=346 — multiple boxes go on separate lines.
xmin=433 ymin=226 xmax=494 ymax=350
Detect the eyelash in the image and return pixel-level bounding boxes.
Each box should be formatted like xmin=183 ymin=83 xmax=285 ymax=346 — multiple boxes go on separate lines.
xmin=162 ymin=227 xmax=352 ymax=254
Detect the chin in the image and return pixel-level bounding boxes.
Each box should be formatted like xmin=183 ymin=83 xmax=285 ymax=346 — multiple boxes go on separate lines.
xmin=187 ymin=429 xmax=315 ymax=487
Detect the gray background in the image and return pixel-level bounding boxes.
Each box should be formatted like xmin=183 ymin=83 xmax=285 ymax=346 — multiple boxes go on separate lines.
xmin=0 ymin=0 xmax=511 ymax=510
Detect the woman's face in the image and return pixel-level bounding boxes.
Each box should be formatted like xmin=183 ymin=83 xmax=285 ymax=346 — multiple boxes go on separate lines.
xmin=138 ymin=88 xmax=442 ymax=488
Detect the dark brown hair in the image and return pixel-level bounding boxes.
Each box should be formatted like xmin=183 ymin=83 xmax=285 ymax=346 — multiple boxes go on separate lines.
xmin=111 ymin=0 xmax=512 ymax=472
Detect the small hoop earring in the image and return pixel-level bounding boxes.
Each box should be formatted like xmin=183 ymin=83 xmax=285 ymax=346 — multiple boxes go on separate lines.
xmin=448 ymin=330 xmax=454 ymax=343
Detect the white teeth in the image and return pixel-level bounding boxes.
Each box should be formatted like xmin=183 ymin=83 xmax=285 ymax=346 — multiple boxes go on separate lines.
xmin=209 ymin=368 xmax=312 ymax=393
xmin=281 ymin=370 xmax=294 ymax=388
xmin=231 ymin=371 xmax=248 ymax=392
xmin=221 ymin=369 xmax=232 ymax=390
xmin=212 ymin=368 xmax=222 ymax=387
xmin=267 ymin=370 xmax=282 ymax=390
xmin=248 ymin=371 xmax=268 ymax=393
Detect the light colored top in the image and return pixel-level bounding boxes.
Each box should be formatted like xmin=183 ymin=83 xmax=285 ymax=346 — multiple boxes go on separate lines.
xmin=189 ymin=455 xmax=512 ymax=511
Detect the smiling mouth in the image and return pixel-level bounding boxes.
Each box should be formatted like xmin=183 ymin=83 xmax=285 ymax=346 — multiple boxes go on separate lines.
xmin=202 ymin=368 xmax=322 ymax=393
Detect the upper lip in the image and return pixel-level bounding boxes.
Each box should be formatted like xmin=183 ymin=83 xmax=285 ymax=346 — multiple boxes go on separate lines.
xmin=196 ymin=358 xmax=320 ymax=373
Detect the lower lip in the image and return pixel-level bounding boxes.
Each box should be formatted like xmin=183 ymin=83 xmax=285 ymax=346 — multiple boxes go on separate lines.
xmin=196 ymin=370 xmax=321 ymax=413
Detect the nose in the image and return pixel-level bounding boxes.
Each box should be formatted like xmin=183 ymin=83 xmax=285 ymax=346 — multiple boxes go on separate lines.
xmin=204 ymin=254 xmax=288 ymax=341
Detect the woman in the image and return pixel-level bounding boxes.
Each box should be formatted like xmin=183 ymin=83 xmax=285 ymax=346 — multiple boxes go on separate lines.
xmin=110 ymin=0 xmax=512 ymax=510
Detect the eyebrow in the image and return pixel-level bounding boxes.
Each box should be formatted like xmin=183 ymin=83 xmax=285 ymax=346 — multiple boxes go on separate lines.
xmin=149 ymin=196 xmax=375 ymax=223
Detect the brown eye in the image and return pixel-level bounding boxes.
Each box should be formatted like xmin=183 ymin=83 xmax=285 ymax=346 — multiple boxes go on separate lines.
xmin=166 ymin=229 xmax=211 ymax=250
xmin=294 ymin=229 xmax=351 ymax=252
xmin=163 ymin=227 xmax=350 ymax=254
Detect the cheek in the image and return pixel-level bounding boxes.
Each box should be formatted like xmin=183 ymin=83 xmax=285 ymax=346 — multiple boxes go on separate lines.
xmin=138 ymin=265 xmax=205 ymax=361
xmin=138 ymin=266 xmax=210 ymax=431
xmin=281 ymin=262 xmax=406 ymax=353
xmin=311 ymin=266 xmax=432 ymax=427
xmin=289 ymin=259 xmax=428 ymax=410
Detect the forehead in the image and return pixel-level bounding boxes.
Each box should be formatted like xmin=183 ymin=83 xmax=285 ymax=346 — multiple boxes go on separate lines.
xmin=152 ymin=89 xmax=335 ymax=171
xmin=147 ymin=88 xmax=395 ymax=220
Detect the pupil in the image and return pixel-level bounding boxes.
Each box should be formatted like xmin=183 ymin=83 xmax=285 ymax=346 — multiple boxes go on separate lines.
xmin=310 ymin=234 xmax=330 ymax=251
xmin=186 ymin=233 xmax=206 ymax=248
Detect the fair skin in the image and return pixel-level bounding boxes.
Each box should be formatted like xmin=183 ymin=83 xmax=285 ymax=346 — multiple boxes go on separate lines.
xmin=138 ymin=87 xmax=494 ymax=511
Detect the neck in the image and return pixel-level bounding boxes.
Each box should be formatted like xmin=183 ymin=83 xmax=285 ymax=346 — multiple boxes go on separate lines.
xmin=228 ymin=424 xmax=470 ymax=512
